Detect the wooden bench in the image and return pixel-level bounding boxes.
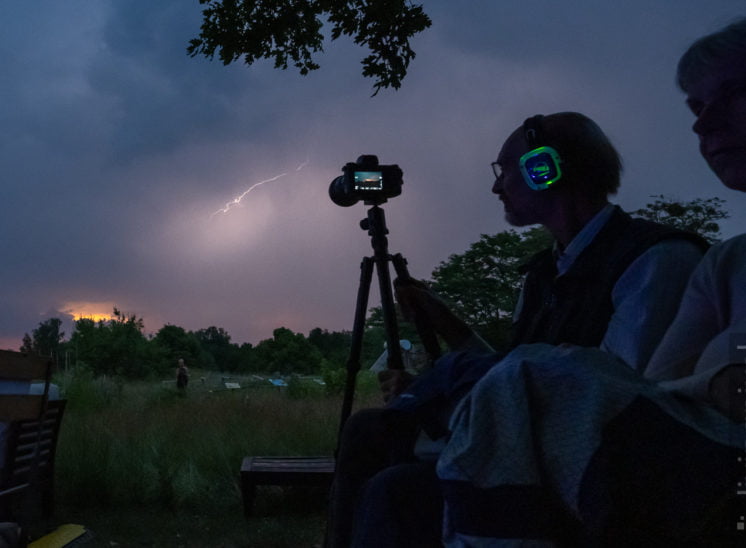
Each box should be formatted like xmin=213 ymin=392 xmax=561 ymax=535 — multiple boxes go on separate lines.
xmin=240 ymin=456 xmax=335 ymax=518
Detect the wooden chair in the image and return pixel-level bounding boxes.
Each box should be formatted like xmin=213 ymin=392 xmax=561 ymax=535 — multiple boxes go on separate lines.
xmin=0 ymin=350 xmax=56 ymax=536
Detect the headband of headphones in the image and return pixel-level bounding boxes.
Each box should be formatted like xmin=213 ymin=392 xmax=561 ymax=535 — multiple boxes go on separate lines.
xmin=520 ymin=115 xmax=563 ymax=190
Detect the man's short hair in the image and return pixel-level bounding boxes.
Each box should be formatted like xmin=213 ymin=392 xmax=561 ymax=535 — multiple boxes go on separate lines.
xmin=677 ymin=17 xmax=746 ymax=92
xmin=541 ymin=112 xmax=623 ymax=201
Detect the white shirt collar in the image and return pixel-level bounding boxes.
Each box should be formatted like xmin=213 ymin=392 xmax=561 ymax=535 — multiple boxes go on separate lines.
xmin=554 ymin=203 xmax=615 ymax=275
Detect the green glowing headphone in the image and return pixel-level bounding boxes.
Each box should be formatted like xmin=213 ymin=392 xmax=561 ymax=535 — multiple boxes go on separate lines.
xmin=520 ymin=115 xmax=563 ymax=190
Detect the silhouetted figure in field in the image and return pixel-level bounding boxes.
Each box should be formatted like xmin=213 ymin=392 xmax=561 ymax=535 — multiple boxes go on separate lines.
xmin=176 ymin=358 xmax=189 ymax=391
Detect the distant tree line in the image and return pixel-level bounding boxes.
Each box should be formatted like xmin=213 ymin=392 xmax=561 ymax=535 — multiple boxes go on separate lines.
xmin=20 ymin=311 xmax=374 ymax=380
xmin=21 ymin=196 xmax=727 ymax=380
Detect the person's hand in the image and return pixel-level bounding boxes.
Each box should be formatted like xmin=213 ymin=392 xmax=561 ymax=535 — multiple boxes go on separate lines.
xmin=378 ymin=369 xmax=415 ymax=403
xmin=708 ymin=363 xmax=745 ymax=422
xmin=394 ymin=279 xmax=473 ymax=349
xmin=393 ymin=277 xmax=431 ymax=320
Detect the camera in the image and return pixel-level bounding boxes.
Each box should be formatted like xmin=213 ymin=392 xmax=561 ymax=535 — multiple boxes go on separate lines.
xmin=329 ymin=155 xmax=403 ymax=207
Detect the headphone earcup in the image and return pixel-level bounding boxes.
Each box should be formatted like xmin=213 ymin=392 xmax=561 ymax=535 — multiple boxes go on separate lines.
xmin=519 ymin=146 xmax=563 ymax=190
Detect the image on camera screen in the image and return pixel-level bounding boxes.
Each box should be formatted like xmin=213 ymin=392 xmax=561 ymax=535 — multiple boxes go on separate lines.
xmin=354 ymin=171 xmax=384 ymax=191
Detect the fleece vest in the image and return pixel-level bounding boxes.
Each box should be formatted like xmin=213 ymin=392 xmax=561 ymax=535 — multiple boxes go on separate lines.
xmin=510 ymin=206 xmax=708 ymax=348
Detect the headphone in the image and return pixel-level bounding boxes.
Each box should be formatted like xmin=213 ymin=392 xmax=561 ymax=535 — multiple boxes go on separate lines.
xmin=519 ymin=115 xmax=563 ymax=190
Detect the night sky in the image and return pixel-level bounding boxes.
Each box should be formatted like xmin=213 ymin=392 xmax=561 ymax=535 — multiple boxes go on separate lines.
xmin=1 ymin=1 xmax=744 ymax=350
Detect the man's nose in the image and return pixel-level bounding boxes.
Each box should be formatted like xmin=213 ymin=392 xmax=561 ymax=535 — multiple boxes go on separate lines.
xmin=492 ymin=178 xmax=502 ymax=194
xmin=692 ymin=101 xmax=727 ymax=136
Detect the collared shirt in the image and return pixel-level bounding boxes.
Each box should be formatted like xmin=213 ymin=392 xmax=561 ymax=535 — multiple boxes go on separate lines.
xmin=555 ymin=203 xmax=616 ymax=276
xmin=514 ymin=204 xmax=704 ymax=372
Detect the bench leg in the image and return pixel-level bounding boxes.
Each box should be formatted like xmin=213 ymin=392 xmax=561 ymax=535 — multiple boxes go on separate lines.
xmin=242 ymin=481 xmax=256 ymax=519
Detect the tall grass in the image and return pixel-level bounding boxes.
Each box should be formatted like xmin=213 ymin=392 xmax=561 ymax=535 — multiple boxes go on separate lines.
xmin=53 ymin=367 xmax=381 ymax=513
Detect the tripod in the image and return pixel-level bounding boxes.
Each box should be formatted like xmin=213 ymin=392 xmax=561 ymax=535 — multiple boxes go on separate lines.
xmin=336 ymin=203 xmax=440 ymax=442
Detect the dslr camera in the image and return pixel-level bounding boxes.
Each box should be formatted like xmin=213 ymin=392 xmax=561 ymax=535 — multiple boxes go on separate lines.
xmin=329 ymin=155 xmax=403 ymax=207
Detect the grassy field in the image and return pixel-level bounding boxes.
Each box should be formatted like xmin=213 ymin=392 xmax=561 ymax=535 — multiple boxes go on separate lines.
xmin=29 ymin=368 xmax=382 ymax=547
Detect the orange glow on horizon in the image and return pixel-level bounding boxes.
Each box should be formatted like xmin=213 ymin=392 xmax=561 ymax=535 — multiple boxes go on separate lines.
xmin=61 ymin=301 xmax=117 ymax=323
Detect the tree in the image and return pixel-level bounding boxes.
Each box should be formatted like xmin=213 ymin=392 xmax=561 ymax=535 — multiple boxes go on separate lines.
xmin=67 ymin=317 xmax=102 ymax=370
xmin=252 ymin=327 xmax=325 ymax=374
xmin=68 ymin=308 xmax=165 ymax=378
xmin=20 ymin=333 xmax=33 ymax=354
xmin=236 ymin=341 xmax=257 ymax=372
xmin=307 ymin=327 xmax=352 ymax=366
xmin=188 ymin=0 xmax=432 ymax=94
xmin=429 ymin=227 xmax=552 ymax=349
xmin=103 ymin=308 xmax=156 ymax=378
xmin=153 ymin=324 xmax=203 ymax=368
xmin=21 ymin=318 xmax=65 ymax=363
xmin=632 ymin=195 xmax=729 ymax=244
xmin=194 ymin=326 xmax=242 ymax=371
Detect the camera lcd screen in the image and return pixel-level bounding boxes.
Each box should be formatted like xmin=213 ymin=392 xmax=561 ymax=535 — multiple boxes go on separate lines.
xmin=354 ymin=171 xmax=384 ymax=191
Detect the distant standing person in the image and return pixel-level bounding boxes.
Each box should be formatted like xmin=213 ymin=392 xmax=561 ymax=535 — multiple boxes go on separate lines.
xmin=176 ymin=358 xmax=189 ymax=390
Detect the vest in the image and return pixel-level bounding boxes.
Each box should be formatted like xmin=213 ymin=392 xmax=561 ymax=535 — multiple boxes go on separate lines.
xmin=510 ymin=206 xmax=708 ymax=348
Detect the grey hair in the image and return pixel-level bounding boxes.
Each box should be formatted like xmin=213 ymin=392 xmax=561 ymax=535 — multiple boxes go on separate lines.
xmin=542 ymin=112 xmax=623 ymax=200
xmin=677 ymin=17 xmax=746 ymax=92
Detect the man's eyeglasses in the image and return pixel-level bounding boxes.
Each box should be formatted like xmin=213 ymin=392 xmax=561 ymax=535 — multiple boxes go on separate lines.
xmin=491 ymin=161 xmax=503 ymax=180
xmin=491 ymin=158 xmax=520 ymax=180
xmin=688 ymin=81 xmax=746 ymax=117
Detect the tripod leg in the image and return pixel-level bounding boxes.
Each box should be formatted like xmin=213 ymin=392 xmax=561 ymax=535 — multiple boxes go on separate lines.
xmin=337 ymin=256 xmax=375 ymax=443
xmin=365 ymin=205 xmax=405 ymax=371
xmin=374 ymin=252 xmax=405 ymax=371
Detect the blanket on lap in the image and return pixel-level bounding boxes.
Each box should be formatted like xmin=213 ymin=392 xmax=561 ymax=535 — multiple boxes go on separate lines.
xmin=436 ymin=344 xmax=744 ymax=546
xmin=387 ymin=350 xmax=503 ymax=441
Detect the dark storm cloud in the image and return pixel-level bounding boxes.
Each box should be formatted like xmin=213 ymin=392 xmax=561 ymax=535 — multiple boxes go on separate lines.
xmin=86 ymin=1 xmax=255 ymax=162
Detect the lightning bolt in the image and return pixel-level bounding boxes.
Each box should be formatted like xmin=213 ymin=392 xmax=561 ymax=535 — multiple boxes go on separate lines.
xmin=211 ymin=173 xmax=288 ymax=217
xmin=211 ymin=159 xmax=309 ymax=218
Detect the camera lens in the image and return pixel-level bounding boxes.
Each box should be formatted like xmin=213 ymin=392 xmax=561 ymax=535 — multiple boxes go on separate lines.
xmin=329 ymin=175 xmax=358 ymax=207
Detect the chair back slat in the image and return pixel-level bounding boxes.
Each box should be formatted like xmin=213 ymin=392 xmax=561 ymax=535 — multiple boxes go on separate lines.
xmin=1 ymin=397 xmax=66 ymax=526
xmin=2 ymin=401 xmax=65 ymax=477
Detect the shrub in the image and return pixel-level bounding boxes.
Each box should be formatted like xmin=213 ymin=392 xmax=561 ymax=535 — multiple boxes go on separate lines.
xmin=56 ymin=364 xmax=123 ymax=412
xmin=285 ymin=376 xmax=325 ymax=399
xmin=321 ymin=363 xmax=347 ymax=395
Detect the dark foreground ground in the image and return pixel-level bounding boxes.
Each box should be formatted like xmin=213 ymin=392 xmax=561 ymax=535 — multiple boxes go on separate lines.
xmin=29 ymin=487 xmax=329 ymax=548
